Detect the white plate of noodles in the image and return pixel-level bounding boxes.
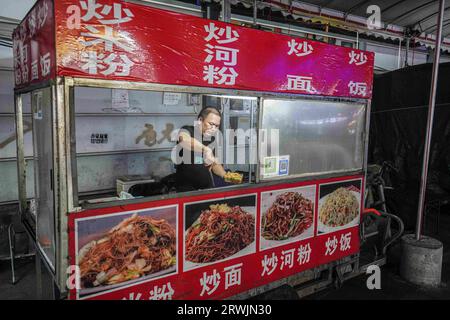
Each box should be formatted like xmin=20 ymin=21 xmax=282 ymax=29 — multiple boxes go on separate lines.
xmin=318 ymin=188 xmax=361 ymax=234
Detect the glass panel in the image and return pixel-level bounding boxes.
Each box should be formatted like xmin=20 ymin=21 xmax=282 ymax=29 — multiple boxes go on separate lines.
xmin=75 ymin=116 xmax=194 ymax=154
xmin=74 ymin=87 xmax=199 ymax=114
xmin=221 ymin=97 xmax=257 ymax=176
xmin=0 ymin=160 xmax=35 ymax=203
xmin=73 ymin=88 xmax=260 ymax=202
xmin=77 ymin=151 xmax=174 ymax=194
xmin=74 ymin=87 xmax=198 ymax=199
xmin=32 ymin=87 xmax=56 ymax=269
xmin=22 ymin=92 xmax=32 ymax=114
xmin=261 ymin=99 xmax=365 ymax=178
xmin=0 ymin=73 xmax=34 ymax=204
xmin=0 ymin=70 xmax=14 ymax=114
xmin=0 ymin=115 xmax=34 ymax=159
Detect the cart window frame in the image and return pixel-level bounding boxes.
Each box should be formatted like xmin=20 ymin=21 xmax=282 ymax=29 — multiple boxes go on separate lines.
xmin=64 ymin=79 xmax=369 ymax=212
xmin=257 ymin=97 xmax=368 ymax=182
xmin=14 ymin=84 xmax=58 ymax=275
xmin=68 ymin=84 xmax=260 ymax=209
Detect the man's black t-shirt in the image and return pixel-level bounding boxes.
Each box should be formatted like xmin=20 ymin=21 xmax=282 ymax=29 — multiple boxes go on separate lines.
xmin=175 ymin=125 xmax=215 ymax=192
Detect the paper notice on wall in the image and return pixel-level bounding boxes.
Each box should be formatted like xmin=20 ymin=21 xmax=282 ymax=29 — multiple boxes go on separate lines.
xmin=261 ymin=155 xmax=290 ymax=178
xmin=188 ymin=93 xmax=201 ymax=106
xmin=112 ymin=89 xmax=130 ymax=111
xmin=262 ymin=156 xmax=279 ymax=178
xmin=163 ymin=92 xmax=182 ymax=106
xmin=278 ymin=155 xmax=290 ymax=176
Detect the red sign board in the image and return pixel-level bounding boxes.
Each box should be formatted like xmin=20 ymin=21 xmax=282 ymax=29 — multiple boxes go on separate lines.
xmin=14 ymin=0 xmax=374 ymax=98
xmin=68 ymin=175 xmax=363 ymax=300
xmin=12 ymin=0 xmax=56 ymax=88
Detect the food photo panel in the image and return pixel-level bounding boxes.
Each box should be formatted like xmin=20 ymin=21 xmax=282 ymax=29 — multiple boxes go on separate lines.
xmin=260 ymin=185 xmax=316 ymax=251
xmin=317 ymin=179 xmax=362 ymax=235
xmin=75 ymin=205 xmax=178 ymax=298
xmin=183 ymin=194 xmax=257 ymax=271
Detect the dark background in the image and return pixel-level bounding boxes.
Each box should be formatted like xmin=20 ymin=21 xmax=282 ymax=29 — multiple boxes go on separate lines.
xmin=319 ymin=180 xmax=362 ymax=199
xmin=184 ymin=195 xmax=256 ymax=229
xmin=369 ymin=62 xmax=450 ymax=230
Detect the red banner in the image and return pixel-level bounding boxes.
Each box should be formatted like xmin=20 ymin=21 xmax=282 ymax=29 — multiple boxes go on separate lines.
xmin=68 ymin=175 xmax=363 ymax=300
xmin=12 ymin=0 xmax=56 ymax=88
xmin=52 ymin=0 xmax=374 ymax=99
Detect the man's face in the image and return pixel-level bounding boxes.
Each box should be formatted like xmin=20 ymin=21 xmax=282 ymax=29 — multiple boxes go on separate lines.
xmin=201 ymin=113 xmax=221 ymax=138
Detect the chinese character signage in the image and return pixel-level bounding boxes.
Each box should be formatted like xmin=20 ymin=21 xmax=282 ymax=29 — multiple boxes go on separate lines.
xmin=68 ymin=175 xmax=363 ymax=300
xmin=12 ymin=0 xmax=55 ymax=87
xmin=12 ymin=0 xmax=374 ymax=98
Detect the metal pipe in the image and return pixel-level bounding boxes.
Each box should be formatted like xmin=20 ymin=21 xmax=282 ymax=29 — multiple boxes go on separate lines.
xmin=253 ymin=0 xmax=257 ymax=26
xmin=405 ymin=37 xmax=410 ymax=67
xmin=363 ymin=101 xmax=371 ymax=174
xmin=35 ymin=246 xmax=43 ymax=300
xmin=0 ymin=252 xmax=35 ymax=262
xmin=221 ymin=0 xmax=231 ymax=23
xmin=248 ymin=100 xmax=255 ymax=183
xmin=356 ymin=31 xmax=359 ymax=49
xmin=231 ymin=14 xmax=358 ymax=43
xmin=14 ymin=93 xmax=27 ymax=215
xmin=126 ymin=0 xmax=202 ymax=15
xmin=416 ymin=0 xmax=446 ymax=240
xmin=8 ymin=224 xmax=16 ymax=284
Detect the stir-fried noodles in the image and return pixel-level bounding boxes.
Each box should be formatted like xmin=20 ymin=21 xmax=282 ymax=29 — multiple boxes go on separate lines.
xmin=79 ymin=214 xmax=176 ymax=288
xmin=319 ymin=187 xmax=359 ymax=227
xmin=185 ymin=204 xmax=254 ymax=263
xmin=262 ymin=192 xmax=313 ymax=240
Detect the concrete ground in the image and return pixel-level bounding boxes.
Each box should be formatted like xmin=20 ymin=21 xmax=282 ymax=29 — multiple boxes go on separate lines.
xmin=304 ymin=258 xmax=450 ymax=300
xmin=306 ymin=203 xmax=450 ymax=300
xmin=0 ymin=256 xmax=37 ymax=300
xmin=1 ymin=206 xmax=449 ymax=300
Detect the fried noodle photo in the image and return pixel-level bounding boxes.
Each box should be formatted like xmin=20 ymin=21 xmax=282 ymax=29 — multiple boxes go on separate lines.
xmin=78 ymin=214 xmax=176 ymax=288
xmin=185 ymin=204 xmax=255 ymax=263
xmin=319 ymin=187 xmax=359 ymax=227
xmin=262 ymin=192 xmax=314 ymax=241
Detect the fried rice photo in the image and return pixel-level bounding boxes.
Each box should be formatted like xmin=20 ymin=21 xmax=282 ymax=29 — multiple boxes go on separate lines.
xmin=319 ymin=187 xmax=359 ymax=227
xmin=78 ymin=214 xmax=176 ymax=288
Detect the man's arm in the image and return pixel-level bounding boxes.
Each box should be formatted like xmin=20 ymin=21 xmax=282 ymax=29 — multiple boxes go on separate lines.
xmin=211 ymin=162 xmax=226 ymax=178
xmin=178 ymin=131 xmax=205 ymax=153
xmin=178 ymin=131 xmax=216 ymax=164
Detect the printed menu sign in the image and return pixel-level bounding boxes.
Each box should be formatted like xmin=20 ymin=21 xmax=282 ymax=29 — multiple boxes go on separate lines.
xmin=69 ymin=175 xmax=363 ymax=300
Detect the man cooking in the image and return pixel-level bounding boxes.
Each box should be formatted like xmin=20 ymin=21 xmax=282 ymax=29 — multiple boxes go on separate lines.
xmin=174 ymin=107 xmax=240 ymax=192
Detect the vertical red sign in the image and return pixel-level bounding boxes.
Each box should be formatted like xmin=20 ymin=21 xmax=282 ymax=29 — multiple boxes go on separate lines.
xmin=13 ymin=0 xmax=56 ymax=88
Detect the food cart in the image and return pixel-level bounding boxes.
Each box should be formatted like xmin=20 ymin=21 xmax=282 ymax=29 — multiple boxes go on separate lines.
xmin=13 ymin=0 xmax=374 ymax=300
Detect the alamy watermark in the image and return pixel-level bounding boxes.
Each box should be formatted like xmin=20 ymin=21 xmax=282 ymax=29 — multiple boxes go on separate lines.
xmin=170 ymin=124 xmax=280 ymax=166
xmin=366 ymin=264 xmax=381 ymax=290
xmin=67 ymin=265 xmax=81 ymax=291
xmin=366 ymin=5 xmax=382 ymax=30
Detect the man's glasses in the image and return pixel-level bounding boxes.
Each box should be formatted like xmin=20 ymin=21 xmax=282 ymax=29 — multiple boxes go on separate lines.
xmin=206 ymin=122 xmax=220 ymax=129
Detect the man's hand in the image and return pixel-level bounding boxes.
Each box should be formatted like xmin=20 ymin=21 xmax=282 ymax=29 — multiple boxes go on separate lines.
xmin=203 ymin=146 xmax=216 ymax=166
xmin=224 ymin=172 xmax=244 ymax=184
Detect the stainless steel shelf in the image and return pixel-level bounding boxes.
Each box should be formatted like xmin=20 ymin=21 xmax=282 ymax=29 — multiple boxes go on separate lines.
xmin=77 ymin=147 xmax=173 ymax=157
xmin=0 ymin=113 xmax=32 ymax=117
xmin=0 ymin=156 xmax=34 ymax=163
xmin=75 ymin=113 xmax=197 ymax=117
